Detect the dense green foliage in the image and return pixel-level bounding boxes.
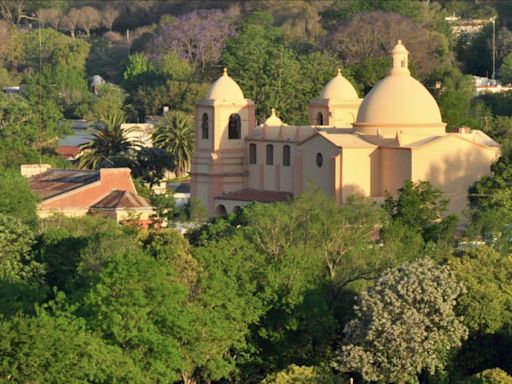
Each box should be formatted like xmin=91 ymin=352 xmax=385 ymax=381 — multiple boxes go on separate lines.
xmin=334 ymin=259 xmax=467 ymax=384
xmin=0 ymin=1 xmax=511 ymax=383
xmin=0 ymin=169 xmax=39 ymax=225
xmin=0 ymin=181 xmax=511 ymax=383
xmin=153 ymin=111 xmax=194 ymax=177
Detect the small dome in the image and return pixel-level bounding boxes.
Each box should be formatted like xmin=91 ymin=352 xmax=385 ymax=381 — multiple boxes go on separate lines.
xmin=355 ymin=40 xmax=443 ymax=129
xmin=206 ymin=68 xmax=245 ymax=102
xmin=319 ymin=68 xmax=358 ymax=101
xmin=392 ymin=40 xmax=408 ymax=55
xmin=264 ymin=108 xmax=284 ymax=126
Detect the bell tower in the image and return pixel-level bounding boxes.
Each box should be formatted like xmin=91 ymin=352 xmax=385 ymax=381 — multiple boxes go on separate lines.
xmin=190 ymin=69 xmax=256 ymax=216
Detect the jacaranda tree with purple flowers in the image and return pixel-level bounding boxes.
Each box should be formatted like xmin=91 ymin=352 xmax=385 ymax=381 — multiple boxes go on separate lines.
xmin=151 ymin=9 xmax=234 ymax=71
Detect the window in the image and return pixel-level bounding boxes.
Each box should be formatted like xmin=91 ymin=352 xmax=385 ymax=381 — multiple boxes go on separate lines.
xmin=316 ymin=153 xmax=323 ymax=167
xmin=201 ymin=113 xmax=209 ymax=139
xmin=228 ymin=114 xmax=241 ymax=139
xmin=266 ymin=144 xmax=274 ymax=165
xmin=249 ymin=143 xmax=257 ymax=164
xmin=216 ymin=204 xmax=227 ymax=217
xmin=283 ymin=145 xmax=290 ymax=166
xmin=401 ymin=59 xmax=406 ymax=68
xmin=316 ymin=112 xmax=324 ymax=125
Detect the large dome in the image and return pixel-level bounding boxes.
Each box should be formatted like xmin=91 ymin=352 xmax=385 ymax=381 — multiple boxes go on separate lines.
xmin=206 ymin=68 xmax=245 ymax=102
xmin=354 ymin=40 xmax=445 ymax=136
xmin=356 ymin=75 xmax=442 ymax=125
xmin=319 ymin=69 xmax=358 ymax=101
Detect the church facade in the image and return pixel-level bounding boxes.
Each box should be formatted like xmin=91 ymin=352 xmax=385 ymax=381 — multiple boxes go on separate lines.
xmin=191 ymin=41 xmax=500 ymax=217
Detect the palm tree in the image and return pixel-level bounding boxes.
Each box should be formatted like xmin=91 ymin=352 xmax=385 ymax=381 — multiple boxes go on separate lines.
xmin=78 ymin=111 xmax=140 ymax=169
xmin=153 ymin=111 xmax=195 ymax=177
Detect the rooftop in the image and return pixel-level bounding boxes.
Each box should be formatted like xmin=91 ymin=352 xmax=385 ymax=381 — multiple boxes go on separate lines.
xmin=91 ymin=190 xmax=151 ymax=209
xmin=28 ymin=169 xmax=99 ymax=200
xmin=216 ymin=189 xmax=293 ymax=203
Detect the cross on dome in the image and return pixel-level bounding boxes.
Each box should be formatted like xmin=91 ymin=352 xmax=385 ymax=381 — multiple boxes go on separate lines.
xmin=205 ymin=67 xmax=245 ymax=101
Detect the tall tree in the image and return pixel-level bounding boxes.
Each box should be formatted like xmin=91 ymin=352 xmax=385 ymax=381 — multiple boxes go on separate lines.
xmin=36 ymin=7 xmax=62 ymax=29
xmin=449 ymin=246 xmax=512 ymax=335
xmin=122 ymin=52 xmax=160 ymax=92
xmin=21 ymin=28 xmax=91 ymax=71
xmin=328 ymin=11 xmax=450 ymax=83
xmin=78 ymin=250 xmax=193 ymax=383
xmin=76 ymin=6 xmax=101 ymax=37
xmin=153 ymin=111 xmax=194 ymax=177
xmin=63 ymin=7 xmax=80 ymax=38
xmin=0 ymin=170 xmax=38 ymax=226
xmin=222 ymin=13 xmax=302 ymax=124
xmin=0 ymin=0 xmax=26 ymax=24
xmin=0 ymin=311 xmax=144 ymax=383
xmin=101 ymin=4 xmax=120 ymax=31
xmin=78 ymin=111 xmax=138 ymax=169
xmin=383 ymin=180 xmax=458 ymax=243
xmin=0 ymin=212 xmax=45 ymax=316
xmin=150 ymin=9 xmax=234 ymax=71
xmin=25 ymin=63 xmax=89 ymax=119
xmin=335 ymin=259 xmax=467 ymax=384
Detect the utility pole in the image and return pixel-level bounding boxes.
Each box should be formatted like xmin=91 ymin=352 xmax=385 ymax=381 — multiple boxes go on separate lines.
xmin=492 ymin=16 xmax=496 ymax=80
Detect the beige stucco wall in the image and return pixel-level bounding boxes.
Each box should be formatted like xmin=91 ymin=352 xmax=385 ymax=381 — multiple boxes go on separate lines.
xmin=411 ymin=135 xmax=500 ymax=213
xmin=196 ymin=106 xmax=214 ymax=151
xmin=38 ymin=208 xmax=89 ymax=218
xmin=300 ymin=136 xmax=340 ymax=196
xmin=308 ymin=104 xmax=329 ymax=125
xmin=247 ymin=141 xmax=294 ymax=192
xmin=308 ymin=101 xmax=361 ymax=128
xmin=191 ymin=100 xmax=254 ymax=216
xmin=380 ymin=147 xmax=412 ymax=197
xmin=213 ymin=199 xmax=249 ymax=216
xmin=212 ymin=104 xmax=255 ymax=151
xmin=341 ymin=147 xmax=378 ymax=200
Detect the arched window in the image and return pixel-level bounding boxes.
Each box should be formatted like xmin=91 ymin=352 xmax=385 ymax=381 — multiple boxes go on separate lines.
xmin=283 ymin=145 xmax=290 ymax=166
xmin=249 ymin=143 xmax=257 ymax=164
xmin=228 ymin=114 xmax=241 ymax=139
xmin=316 ymin=112 xmax=324 ymax=125
xmin=201 ymin=113 xmax=209 ymax=139
xmin=266 ymin=144 xmax=274 ymax=165
xmin=216 ymin=204 xmax=227 ymax=217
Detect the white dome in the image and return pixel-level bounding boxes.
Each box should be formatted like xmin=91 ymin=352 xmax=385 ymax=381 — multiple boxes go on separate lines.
xmin=356 ymin=75 xmax=442 ymax=125
xmin=206 ymin=68 xmax=245 ymax=102
xmin=354 ymin=40 xmax=445 ymax=135
xmin=319 ymin=68 xmax=358 ymax=101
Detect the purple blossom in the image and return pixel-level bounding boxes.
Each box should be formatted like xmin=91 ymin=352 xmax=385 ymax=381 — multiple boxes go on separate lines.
xmin=151 ymin=10 xmax=235 ymax=69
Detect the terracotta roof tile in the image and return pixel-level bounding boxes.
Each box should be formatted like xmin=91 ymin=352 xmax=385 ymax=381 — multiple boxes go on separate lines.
xmin=216 ymin=189 xmax=293 ymax=203
xmin=55 ymin=146 xmax=81 ymax=158
xmin=29 ymin=169 xmax=99 ymax=200
xmin=91 ymin=190 xmax=151 ymax=209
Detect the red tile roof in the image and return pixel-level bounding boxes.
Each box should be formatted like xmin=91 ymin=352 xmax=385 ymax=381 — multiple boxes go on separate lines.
xmin=216 ymin=189 xmax=293 ymax=203
xmin=91 ymin=190 xmax=151 ymax=209
xmin=55 ymin=146 xmax=81 ymax=158
xmin=28 ymin=169 xmax=100 ymax=200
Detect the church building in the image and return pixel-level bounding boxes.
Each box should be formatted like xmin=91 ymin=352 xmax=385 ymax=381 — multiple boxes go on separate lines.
xmin=191 ymin=41 xmax=501 ymax=217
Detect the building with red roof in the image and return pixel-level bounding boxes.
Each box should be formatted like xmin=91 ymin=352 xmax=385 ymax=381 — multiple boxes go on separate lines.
xmin=24 ymin=165 xmax=153 ymax=224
